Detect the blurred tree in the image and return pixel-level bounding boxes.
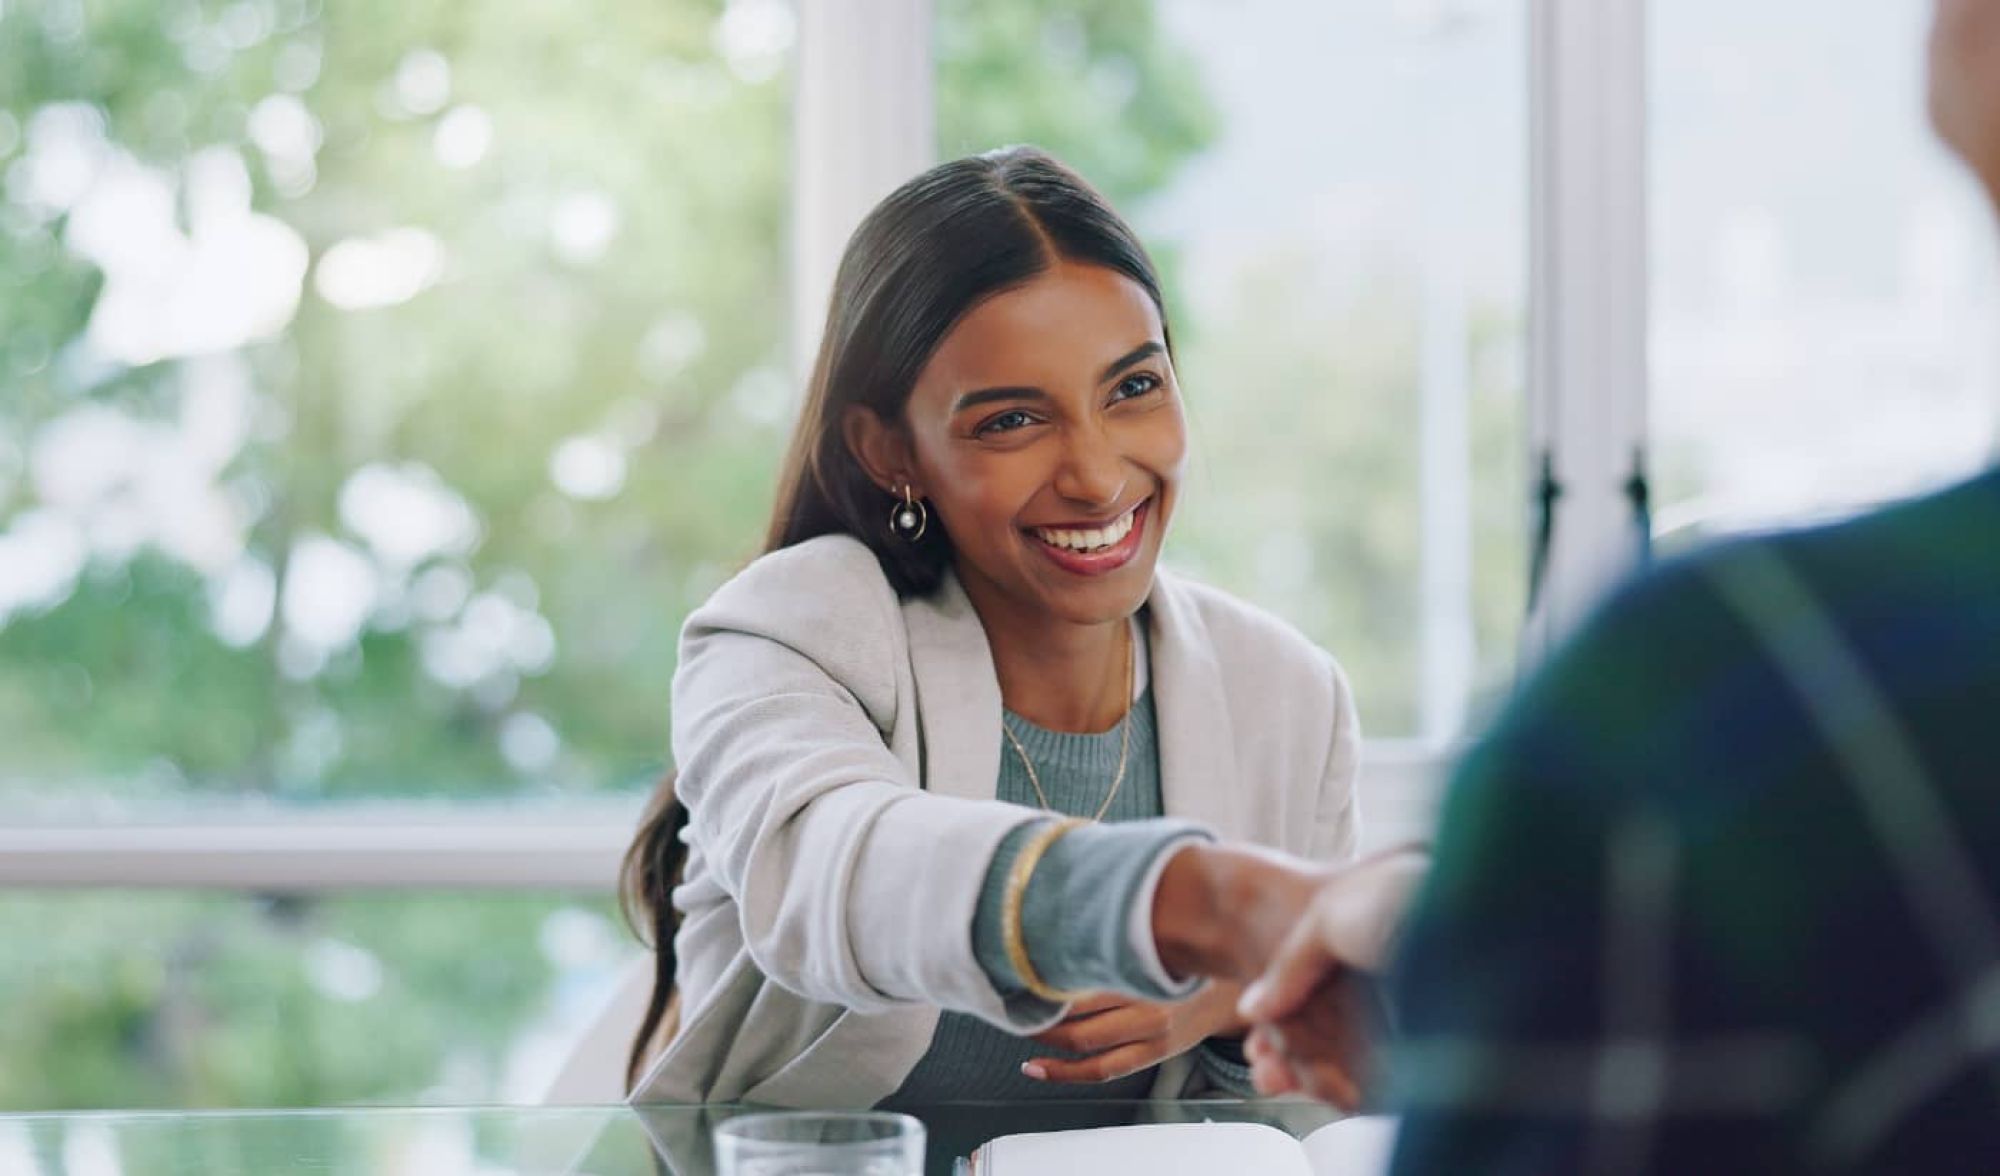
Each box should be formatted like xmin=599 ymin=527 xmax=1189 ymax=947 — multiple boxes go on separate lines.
xmin=936 ymin=0 xmax=1217 ymax=209
xmin=0 ymin=0 xmax=1220 ymax=1109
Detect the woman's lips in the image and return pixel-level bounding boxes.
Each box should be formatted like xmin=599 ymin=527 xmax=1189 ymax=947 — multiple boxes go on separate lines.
xmin=1026 ymin=499 xmax=1149 ymax=577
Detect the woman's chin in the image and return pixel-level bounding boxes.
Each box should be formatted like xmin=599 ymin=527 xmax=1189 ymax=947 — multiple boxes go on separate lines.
xmin=1027 ymin=556 xmax=1159 ymax=627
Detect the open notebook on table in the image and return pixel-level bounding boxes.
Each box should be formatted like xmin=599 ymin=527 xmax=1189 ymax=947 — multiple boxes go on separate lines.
xmin=961 ymin=1116 xmax=1397 ymax=1176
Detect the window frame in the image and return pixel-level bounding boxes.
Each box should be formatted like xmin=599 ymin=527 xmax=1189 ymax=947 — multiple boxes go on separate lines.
xmin=1525 ymin=0 xmax=1650 ymax=662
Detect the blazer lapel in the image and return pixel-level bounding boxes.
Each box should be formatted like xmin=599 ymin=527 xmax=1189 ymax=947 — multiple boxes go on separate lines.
xmin=899 ymin=567 xmax=1248 ymax=826
xmin=1146 ymin=570 xmax=1247 ymax=834
xmin=900 ymin=571 xmax=1004 ymax=802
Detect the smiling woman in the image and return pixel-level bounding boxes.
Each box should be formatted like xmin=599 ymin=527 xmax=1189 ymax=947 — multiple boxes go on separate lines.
xmin=622 ymin=148 xmax=1369 ymax=1108
xmin=847 ymin=259 xmax=1187 ymax=729
xmin=852 ymin=260 xmax=1176 ymax=652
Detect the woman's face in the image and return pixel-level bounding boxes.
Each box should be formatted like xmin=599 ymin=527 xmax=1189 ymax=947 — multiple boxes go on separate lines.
xmin=1931 ymin=0 xmax=2000 ymax=194
xmin=900 ymin=260 xmax=1188 ymax=631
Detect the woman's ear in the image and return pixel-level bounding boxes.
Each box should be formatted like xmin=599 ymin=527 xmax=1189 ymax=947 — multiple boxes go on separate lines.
xmin=841 ymin=405 xmax=921 ymax=496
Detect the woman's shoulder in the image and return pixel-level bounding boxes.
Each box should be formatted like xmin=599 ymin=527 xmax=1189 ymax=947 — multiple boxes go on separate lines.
xmin=683 ymin=534 xmax=906 ymax=667
xmin=1152 ymin=569 xmax=1347 ymax=701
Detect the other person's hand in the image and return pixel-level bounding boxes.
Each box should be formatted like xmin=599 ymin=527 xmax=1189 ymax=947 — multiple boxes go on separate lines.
xmin=1243 ymin=972 xmax=1383 ymax=1109
xmin=1238 ymin=846 xmax=1428 ymax=1104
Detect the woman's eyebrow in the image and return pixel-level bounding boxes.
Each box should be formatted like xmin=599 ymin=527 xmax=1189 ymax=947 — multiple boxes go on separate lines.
xmin=1098 ymin=340 xmax=1164 ymax=383
xmin=951 ymin=385 xmax=1051 ymax=414
xmin=949 ymin=341 xmax=1164 ymax=414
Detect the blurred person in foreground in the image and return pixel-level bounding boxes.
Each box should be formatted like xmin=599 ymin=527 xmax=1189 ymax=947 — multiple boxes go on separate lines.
xmin=1230 ymin=0 xmax=2000 ymax=1168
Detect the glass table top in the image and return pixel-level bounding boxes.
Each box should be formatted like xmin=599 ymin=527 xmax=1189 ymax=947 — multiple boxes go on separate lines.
xmin=0 ymin=1100 xmax=1345 ymax=1176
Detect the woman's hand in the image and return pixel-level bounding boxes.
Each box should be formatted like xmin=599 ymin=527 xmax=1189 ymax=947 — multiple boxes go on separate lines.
xmin=1149 ymin=843 xmax=1331 ymax=982
xmin=1020 ymin=982 xmax=1247 ymax=1084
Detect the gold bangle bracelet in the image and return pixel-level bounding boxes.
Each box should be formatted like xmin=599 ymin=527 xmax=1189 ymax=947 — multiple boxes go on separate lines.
xmin=1002 ymin=817 xmax=1090 ymax=1005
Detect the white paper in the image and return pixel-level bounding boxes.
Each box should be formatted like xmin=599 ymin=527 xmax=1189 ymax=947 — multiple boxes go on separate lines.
xmin=979 ymin=1121 xmax=1311 ymax=1176
xmin=1300 ymin=1117 xmax=1398 ymax=1176
xmin=972 ymin=1117 xmax=1400 ymax=1176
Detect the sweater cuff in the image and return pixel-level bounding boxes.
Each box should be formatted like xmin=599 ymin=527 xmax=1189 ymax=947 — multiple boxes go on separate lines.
xmin=973 ymin=817 xmax=1214 ymax=1006
xmin=1127 ymin=832 xmax=1211 ymax=995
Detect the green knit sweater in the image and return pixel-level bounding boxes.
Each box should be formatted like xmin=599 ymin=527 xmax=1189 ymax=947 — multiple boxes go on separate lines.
xmin=882 ymin=678 xmax=1252 ymax=1104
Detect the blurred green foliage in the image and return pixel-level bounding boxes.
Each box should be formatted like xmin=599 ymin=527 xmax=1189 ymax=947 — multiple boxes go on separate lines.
xmin=0 ymin=891 xmax=603 ymax=1108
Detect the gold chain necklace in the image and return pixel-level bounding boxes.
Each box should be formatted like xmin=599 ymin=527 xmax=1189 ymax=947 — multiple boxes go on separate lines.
xmin=1000 ymin=624 xmax=1136 ymax=823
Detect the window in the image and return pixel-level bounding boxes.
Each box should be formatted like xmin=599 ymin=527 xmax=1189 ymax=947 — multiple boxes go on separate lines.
xmin=1650 ymin=0 xmax=2000 ymax=547
xmin=937 ymin=0 xmax=1531 ymax=741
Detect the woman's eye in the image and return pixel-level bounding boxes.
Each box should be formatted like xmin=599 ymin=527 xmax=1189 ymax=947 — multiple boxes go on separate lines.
xmin=1112 ymin=373 xmax=1161 ymax=402
xmin=976 ymin=409 xmax=1037 ymax=436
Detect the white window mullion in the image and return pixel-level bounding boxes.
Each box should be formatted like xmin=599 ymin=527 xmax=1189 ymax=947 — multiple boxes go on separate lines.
xmin=0 ymin=809 xmax=636 ymax=892
xmin=1416 ymin=53 xmax=1476 ymax=746
xmin=1524 ymin=0 xmax=1650 ymax=662
xmin=0 ymin=748 xmax=1450 ymax=890
xmin=791 ymin=0 xmax=937 ymax=378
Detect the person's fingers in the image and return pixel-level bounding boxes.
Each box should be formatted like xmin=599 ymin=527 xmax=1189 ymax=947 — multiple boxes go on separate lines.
xmin=1022 ymin=1043 xmax=1154 ymax=1084
xmin=1330 ymin=848 xmax=1429 ymax=972
xmin=1256 ymin=977 xmax=1379 ymax=1111
xmin=1296 ymin=1060 xmax=1363 ymax=1111
xmin=1239 ymin=906 xmax=1340 ymax=1023
xmin=1242 ymin=846 xmax=1430 ymax=1018
xmin=1060 ymin=992 xmax=1128 ymax=1018
xmin=1246 ymin=1030 xmax=1298 ymax=1095
xmin=1250 ymin=1052 xmax=1300 ymax=1096
xmin=1288 ymin=1064 xmax=1368 ymax=1112
xmin=1268 ymin=976 xmax=1373 ymax=1063
xmin=1029 ymin=1005 xmax=1163 ymax=1053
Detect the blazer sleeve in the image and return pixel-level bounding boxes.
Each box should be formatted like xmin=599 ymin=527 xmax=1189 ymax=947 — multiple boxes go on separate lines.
xmin=1307 ymin=654 xmax=1363 ymax=864
xmin=670 ymin=545 xmax=1046 ymax=1024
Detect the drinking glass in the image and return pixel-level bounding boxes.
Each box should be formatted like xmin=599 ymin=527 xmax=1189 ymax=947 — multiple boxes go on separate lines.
xmin=713 ymin=1111 xmax=925 ymax=1176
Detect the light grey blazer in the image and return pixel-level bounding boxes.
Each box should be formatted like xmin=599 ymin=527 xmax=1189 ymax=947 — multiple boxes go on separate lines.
xmin=629 ymin=534 xmax=1361 ymax=1107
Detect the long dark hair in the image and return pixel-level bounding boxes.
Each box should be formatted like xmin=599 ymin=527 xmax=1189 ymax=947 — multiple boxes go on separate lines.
xmin=620 ymin=146 xmax=1172 ymax=1090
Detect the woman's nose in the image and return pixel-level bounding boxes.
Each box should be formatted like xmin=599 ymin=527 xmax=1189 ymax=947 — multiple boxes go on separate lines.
xmin=1052 ymin=424 xmax=1128 ymax=510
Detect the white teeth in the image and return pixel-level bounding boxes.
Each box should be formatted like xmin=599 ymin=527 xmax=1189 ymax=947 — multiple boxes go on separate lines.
xmin=1033 ymin=506 xmax=1137 ymax=553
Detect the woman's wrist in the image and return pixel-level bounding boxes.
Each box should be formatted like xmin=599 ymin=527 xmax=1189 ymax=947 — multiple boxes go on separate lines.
xmin=1151 ymin=843 xmax=1225 ymax=979
xmin=1150 ymin=843 xmax=1326 ymax=982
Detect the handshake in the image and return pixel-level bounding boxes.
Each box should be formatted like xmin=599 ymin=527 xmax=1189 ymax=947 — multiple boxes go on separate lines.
xmin=1148 ymin=842 xmax=1428 ymax=1108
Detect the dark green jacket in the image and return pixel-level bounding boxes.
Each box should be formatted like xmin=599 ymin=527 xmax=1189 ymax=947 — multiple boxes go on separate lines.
xmin=1389 ymin=468 xmax=2000 ymax=1173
